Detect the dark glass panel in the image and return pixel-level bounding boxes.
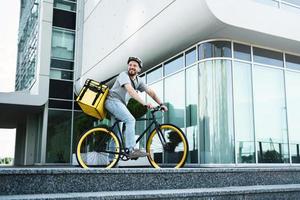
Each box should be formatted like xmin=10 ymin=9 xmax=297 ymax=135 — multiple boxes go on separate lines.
xmin=286 ymin=54 xmax=300 ymax=71
xmin=51 ymin=59 xmax=74 ymax=70
xmin=253 ymin=47 xmax=283 ymax=67
xmin=49 ymin=79 xmax=73 ymax=99
xmin=53 ymin=8 xmax=76 ymax=30
xmin=198 ymin=41 xmax=231 ymax=60
xmin=234 ymin=43 xmax=251 ymax=61
xmin=49 ymin=99 xmax=72 ymax=109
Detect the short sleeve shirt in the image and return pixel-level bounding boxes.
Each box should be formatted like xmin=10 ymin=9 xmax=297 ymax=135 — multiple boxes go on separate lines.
xmin=108 ymin=71 xmax=148 ymax=104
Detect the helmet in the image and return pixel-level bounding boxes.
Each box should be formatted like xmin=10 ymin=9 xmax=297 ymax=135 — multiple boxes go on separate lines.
xmin=127 ymin=56 xmax=143 ymax=68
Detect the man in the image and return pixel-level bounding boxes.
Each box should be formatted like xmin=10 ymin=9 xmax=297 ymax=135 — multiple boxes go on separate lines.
xmin=104 ymin=56 xmax=168 ymax=159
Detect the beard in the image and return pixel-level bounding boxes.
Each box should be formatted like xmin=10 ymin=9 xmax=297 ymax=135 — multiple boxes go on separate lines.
xmin=128 ymin=69 xmax=137 ymax=76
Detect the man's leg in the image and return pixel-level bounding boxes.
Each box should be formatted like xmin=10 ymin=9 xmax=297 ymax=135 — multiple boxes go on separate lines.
xmin=105 ymin=99 xmax=136 ymax=151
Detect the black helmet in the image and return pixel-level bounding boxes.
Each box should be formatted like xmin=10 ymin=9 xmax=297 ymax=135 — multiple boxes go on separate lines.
xmin=127 ymin=56 xmax=143 ymax=68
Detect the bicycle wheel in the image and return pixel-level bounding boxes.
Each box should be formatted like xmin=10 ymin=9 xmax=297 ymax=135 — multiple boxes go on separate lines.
xmin=146 ymin=124 xmax=188 ymax=168
xmin=76 ymin=127 xmax=121 ymax=169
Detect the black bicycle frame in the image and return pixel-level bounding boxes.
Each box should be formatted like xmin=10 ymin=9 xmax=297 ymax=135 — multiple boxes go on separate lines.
xmin=108 ymin=109 xmax=167 ymax=152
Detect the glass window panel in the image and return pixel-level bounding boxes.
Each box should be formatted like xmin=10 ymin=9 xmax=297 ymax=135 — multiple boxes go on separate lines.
xmin=198 ymin=41 xmax=231 ymax=60
xmin=51 ymin=28 xmax=75 ymax=60
xmin=281 ymin=3 xmax=300 ymax=14
xmin=253 ymin=47 xmax=283 ymax=67
xmin=49 ymin=99 xmax=72 ymax=109
xmin=253 ymin=66 xmax=288 ymax=163
xmin=49 ymin=79 xmax=73 ymax=99
xmin=254 ymin=0 xmax=279 ymax=7
xmin=146 ymin=66 xmax=162 ymax=84
xmin=54 ymin=0 xmax=77 ymax=12
xmin=185 ymin=48 xmax=196 ymax=66
xmin=286 ymin=72 xmax=300 ymax=163
xmin=233 ymin=62 xmax=255 ymax=163
xmin=53 ymin=9 xmax=76 ymax=30
xmin=50 ymin=69 xmax=73 ymax=80
xmin=72 ymin=112 xmax=97 ymax=162
xmin=286 ymin=54 xmax=300 ymax=71
xmin=164 ymin=55 xmax=184 ymax=76
xmin=46 ymin=110 xmax=72 ymax=163
xmin=199 ymin=60 xmax=234 ymax=164
xmin=283 ymin=0 xmax=300 ymax=6
xmin=51 ymin=59 xmax=74 ymax=70
xmin=164 ymin=72 xmax=185 ymax=129
xmin=186 ymin=65 xmax=198 ymax=163
xmin=234 ymin=43 xmax=251 ymax=61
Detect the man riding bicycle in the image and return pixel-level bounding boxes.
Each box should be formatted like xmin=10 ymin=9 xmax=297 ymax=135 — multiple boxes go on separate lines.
xmin=104 ymin=56 xmax=168 ymax=159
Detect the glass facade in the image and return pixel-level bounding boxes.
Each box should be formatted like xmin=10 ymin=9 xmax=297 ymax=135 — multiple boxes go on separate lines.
xmin=137 ymin=39 xmax=300 ymax=165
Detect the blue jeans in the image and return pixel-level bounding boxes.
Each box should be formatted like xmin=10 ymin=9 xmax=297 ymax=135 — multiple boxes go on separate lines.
xmin=104 ymin=97 xmax=136 ymax=151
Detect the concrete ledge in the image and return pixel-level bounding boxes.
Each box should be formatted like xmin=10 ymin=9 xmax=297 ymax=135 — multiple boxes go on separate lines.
xmin=1 ymin=184 xmax=300 ymax=200
xmin=1 ymin=167 xmax=300 ymax=195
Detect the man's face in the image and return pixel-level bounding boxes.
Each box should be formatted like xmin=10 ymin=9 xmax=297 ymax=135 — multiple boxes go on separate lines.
xmin=128 ymin=61 xmax=140 ymax=76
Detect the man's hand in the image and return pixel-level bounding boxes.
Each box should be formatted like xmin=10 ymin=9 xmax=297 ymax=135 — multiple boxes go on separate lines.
xmin=160 ymin=104 xmax=168 ymax=112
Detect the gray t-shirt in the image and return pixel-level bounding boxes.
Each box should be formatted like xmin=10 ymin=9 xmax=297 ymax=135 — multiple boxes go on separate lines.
xmin=108 ymin=71 xmax=148 ymax=104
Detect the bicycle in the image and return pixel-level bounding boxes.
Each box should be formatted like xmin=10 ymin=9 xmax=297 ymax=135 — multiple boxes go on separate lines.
xmin=76 ymin=106 xmax=189 ymax=168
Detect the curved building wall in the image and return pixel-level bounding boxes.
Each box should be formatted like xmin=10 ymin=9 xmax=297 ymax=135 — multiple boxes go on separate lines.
xmin=137 ymin=39 xmax=300 ymax=165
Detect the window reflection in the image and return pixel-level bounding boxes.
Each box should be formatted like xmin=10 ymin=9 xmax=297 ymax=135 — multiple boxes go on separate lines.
xmin=198 ymin=41 xmax=231 ymax=60
xmin=46 ymin=110 xmax=72 ymax=163
xmin=233 ymin=62 xmax=255 ymax=163
xmin=286 ymin=72 xmax=300 ymax=163
xmin=164 ymin=72 xmax=185 ymax=129
xmin=199 ymin=60 xmax=234 ymax=164
xmin=186 ymin=65 xmax=198 ymax=163
xmin=253 ymin=66 xmax=288 ymax=163
xmin=253 ymin=47 xmax=283 ymax=67
xmin=51 ymin=28 xmax=75 ymax=60
xmin=185 ymin=48 xmax=196 ymax=66
xmin=286 ymin=54 xmax=300 ymax=71
xmin=234 ymin=43 xmax=251 ymax=61
xmin=164 ymin=55 xmax=184 ymax=76
xmin=146 ymin=66 xmax=162 ymax=84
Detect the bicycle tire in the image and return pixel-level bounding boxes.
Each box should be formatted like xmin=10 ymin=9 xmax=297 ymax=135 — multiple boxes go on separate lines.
xmin=146 ymin=124 xmax=189 ymax=168
xmin=76 ymin=127 xmax=121 ymax=169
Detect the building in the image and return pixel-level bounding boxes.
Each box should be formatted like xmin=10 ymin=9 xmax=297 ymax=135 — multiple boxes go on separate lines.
xmin=0 ymin=0 xmax=300 ymax=166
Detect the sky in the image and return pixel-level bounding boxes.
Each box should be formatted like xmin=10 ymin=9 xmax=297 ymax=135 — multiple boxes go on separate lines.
xmin=0 ymin=1 xmax=20 ymax=159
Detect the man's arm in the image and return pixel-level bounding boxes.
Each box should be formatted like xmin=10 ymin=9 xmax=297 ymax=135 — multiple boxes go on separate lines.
xmin=145 ymin=88 xmax=168 ymax=111
xmin=124 ymin=83 xmax=146 ymax=106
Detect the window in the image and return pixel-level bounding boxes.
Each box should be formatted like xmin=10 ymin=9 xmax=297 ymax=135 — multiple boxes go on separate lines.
xmin=53 ymin=8 xmax=76 ymax=30
xmin=198 ymin=41 xmax=231 ymax=60
xmin=283 ymin=0 xmax=300 ymax=6
xmin=146 ymin=66 xmax=162 ymax=83
xmin=185 ymin=48 xmax=196 ymax=66
xmin=51 ymin=59 xmax=74 ymax=70
xmin=49 ymin=79 xmax=73 ymax=99
xmin=50 ymin=69 xmax=73 ymax=80
xmin=199 ymin=60 xmax=234 ymax=164
xmin=286 ymin=72 xmax=300 ymax=163
xmin=186 ymin=65 xmax=198 ymax=163
xmin=54 ymin=0 xmax=77 ymax=12
xmin=51 ymin=28 xmax=75 ymax=60
xmin=286 ymin=54 xmax=300 ymax=71
xmin=46 ymin=110 xmax=72 ymax=163
xmin=253 ymin=66 xmax=288 ymax=163
xmin=234 ymin=43 xmax=251 ymax=61
xmin=253 ymin=47 xmax=283 ymax=67
xmin=49 ymin=99 xmax=73 ymax=109
xmin=233 ymin=62 xmax=255 ymax=163
xmin=164 ymin=55 xmax=184 ymax=76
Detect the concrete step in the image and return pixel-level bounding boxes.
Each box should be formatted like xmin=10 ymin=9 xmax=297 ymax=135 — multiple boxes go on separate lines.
xmin=1 ymin=167 xmax=300 ymax=195
xmin=1 ymin=184 xmax=300 ymax=199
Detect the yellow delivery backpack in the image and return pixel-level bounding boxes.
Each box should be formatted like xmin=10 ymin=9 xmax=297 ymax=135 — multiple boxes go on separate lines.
xmin=76 ymin=79 xmax=109 ymax=120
